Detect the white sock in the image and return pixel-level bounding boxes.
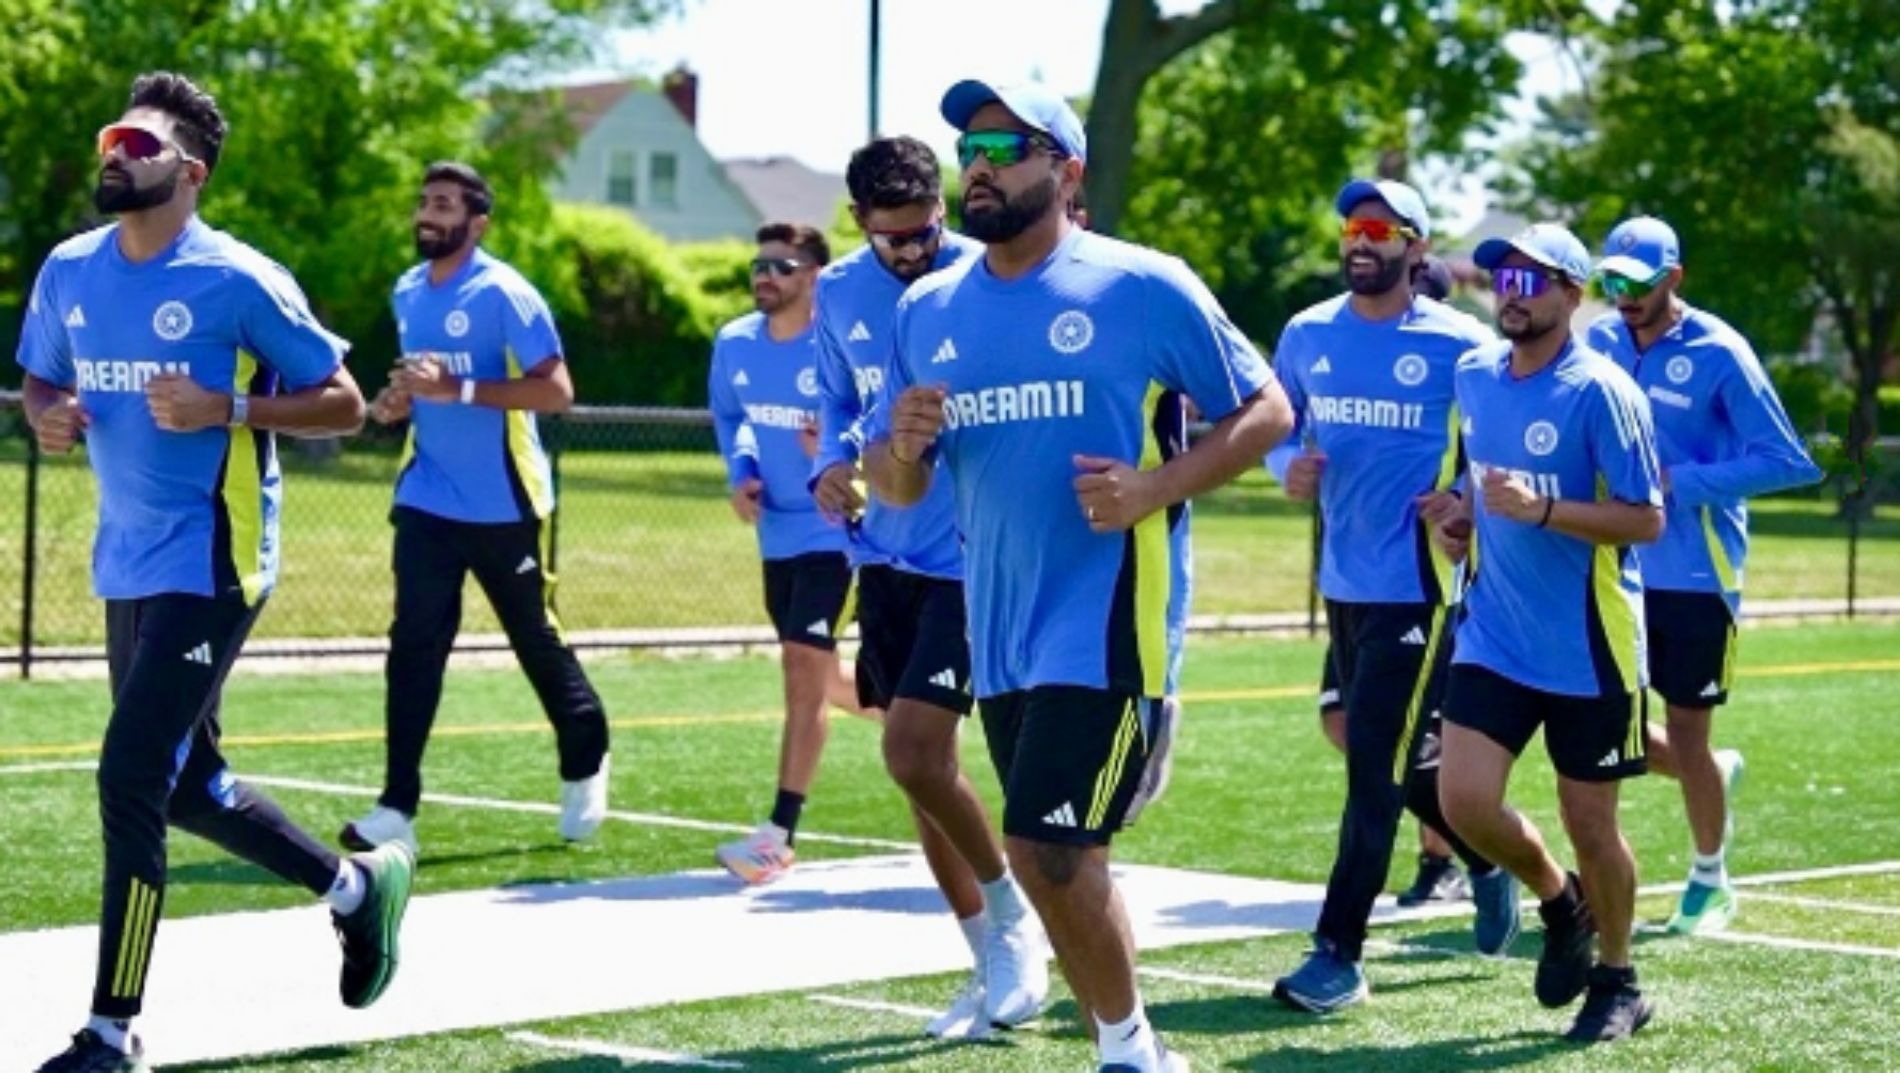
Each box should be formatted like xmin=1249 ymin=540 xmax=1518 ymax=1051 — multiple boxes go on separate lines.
xmin=1691 ymin=850 xmax=1727 ymax=888
xmin=86 ymin=1015 xmax=132 ymax=1053
xmin=957 ymin=914 xmax=986 ymax=961
xmin=324 ymin=861 xmax=366 ymax=915
xmin=1096 ymin=1002 xmax=1153 ymax=1064
xmin=980 ymin=873 xmax=1026 ymax=926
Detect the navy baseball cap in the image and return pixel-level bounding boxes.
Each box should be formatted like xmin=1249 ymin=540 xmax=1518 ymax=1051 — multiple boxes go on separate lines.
xmin=1335 ymin=178 xmax=1431 ymax=238
xmin=1473 ymin=223 xmax=1593 ymax=285
xmin=940 ymin=79 xmax=1087 ymax=164
xmin=1598 ymin=216 xmax=1680 ymax=280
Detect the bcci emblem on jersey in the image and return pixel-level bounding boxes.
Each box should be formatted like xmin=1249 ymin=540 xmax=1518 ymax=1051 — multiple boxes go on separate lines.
xmin=1524 ymin=420 xmax=1560 ymax=457
xmin=1393 ymin=353 xmax=1429 ymax=387
xmin=1048 ymin=310 xmax=1094 ymax=354
xmin=445 ymin=309 xmax=470 ymax=338
xmin=796 ymin=367 xmax=819 ymax=397
xmin=1666 ymin=356 xmax=1694 ymax=385
xmin=152 ymin=301 xmax=193 ymax=342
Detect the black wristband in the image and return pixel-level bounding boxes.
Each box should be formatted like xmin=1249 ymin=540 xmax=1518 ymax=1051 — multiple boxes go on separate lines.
xmin=1536 ymin=497 xmax=1555 ymax=528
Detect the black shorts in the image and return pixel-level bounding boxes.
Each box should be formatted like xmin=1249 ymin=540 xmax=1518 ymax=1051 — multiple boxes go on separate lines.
xmin=1444 ymin=664 xmax=1648 ymax=782
xmin=1645 ymin=589 xmax=1736 ymax=708
xmin=854 ymin=564 xmax=972 ymax=714
xmin=980 ymin=687 xmax=1158 ymax=846
xmin=762 ymin=552 xmax=855 ymax=651
xmin=1317 ymin=646 xmax=1343 ymax=715
xmin=1327 ymin=601 xmax=1453 ymax=777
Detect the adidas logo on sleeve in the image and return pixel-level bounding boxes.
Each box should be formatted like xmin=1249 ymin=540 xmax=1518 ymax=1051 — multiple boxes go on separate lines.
xmin=847 ymin=321 xmax=872 ymax=343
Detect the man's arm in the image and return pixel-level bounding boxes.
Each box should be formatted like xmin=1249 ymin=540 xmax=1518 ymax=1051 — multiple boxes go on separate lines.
xmin=23 ymin=373 xmax=86 ymax=452
xmin=1667 ymin=349 xmax=1822 ymax=506
xmin=393 ymin=354 xmax=573 ymax=413
xmin=1074 ymin=384 xmax=1295 ymax=532
xmin=1480 ymin=468 xmax=1665 ymax=545
xmin=144 ymin=365 xmax=366 ymax=437
xmin=863 ymin=384 xmax=946 ymax=507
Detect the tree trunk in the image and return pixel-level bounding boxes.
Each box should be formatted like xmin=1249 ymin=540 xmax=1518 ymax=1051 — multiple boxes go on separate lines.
xmin=1085 ymin=0 xmax=1244 ymax=236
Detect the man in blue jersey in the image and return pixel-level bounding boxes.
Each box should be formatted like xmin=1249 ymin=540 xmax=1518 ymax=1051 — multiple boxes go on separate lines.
xmin=1266 ymin=179 xmax=1514 ymax=1014
xmin=865 ymin=81 xmax=1294 ymax=1073
xmin=1431 ymin=223 xmax=1665 ymax=1043
xmin=1588 ymin=216 xmax=1821 ymax=933
xmin=339 ymin=162 xmax=612 ymax=858
xmin=710 ymin=223 xmax=868 ymax=884
xmin=808 ymin=136 xmax=1047 ymax=1037
xmin=16 ymin=73 xmax=411 ymax=1073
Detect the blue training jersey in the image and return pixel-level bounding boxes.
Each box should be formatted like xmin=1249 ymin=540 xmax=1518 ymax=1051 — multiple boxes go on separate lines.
xmin=709 ymin=312 xmax=847 ymax=561
xmin=15 ymin=217 xmax=347 ymax=603
xmin=810 ymin=236 xmax=980 ymax=579
xmin=391 ymin=248 xmax=562 ymax=523
xmin=1453 ymin=338 xmax=1664 ymax=697
xmin=1587 ymin=305 xmax=1819 ymax=611
xmin=873 ymin=228 xmax=1271 ymax=698
xmin=1266 ymin=294 xmax=1494 ymax=605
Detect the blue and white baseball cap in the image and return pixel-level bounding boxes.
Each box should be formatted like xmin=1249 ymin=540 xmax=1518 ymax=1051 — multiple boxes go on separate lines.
xmin=1598 ymin=216 xmax=1680 ymax=280
xmin=1335 ymin=178 xmax=1431 ymax=238
xmin=1473 ymin=223 xmax=1593 ymax=285
xmin=940 ymin=80 xmax=1087 ymax=164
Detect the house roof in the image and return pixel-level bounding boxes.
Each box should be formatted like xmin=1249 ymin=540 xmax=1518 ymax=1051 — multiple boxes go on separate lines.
xmin=557 ymin=80 xmax=641 ymax=141
xmin=722 ymin=156 xmax=846 ymax=230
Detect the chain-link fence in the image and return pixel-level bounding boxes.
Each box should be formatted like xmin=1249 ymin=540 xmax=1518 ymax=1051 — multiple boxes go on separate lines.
xmin=3 ymin=392 xmax=1897 ymax=676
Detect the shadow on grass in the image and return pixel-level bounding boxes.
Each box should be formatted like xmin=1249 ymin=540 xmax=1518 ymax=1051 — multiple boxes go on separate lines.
xmin=1231 ymin=1029 xmax=1572 ymax=1072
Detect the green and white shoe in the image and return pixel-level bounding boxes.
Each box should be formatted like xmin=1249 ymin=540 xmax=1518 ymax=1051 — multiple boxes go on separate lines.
xmin=1667 ymin=879 xmax=1737 ymax=935
xmin=333 ymin=842 xmax=416 ymax=1008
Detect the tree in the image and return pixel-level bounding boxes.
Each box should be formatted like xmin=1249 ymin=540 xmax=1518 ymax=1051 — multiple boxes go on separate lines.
xmin=1115 ymin=2 xmax=1523 ymax=343
xmin=1509 ymin=0 xmax=1898 ymax=468
xmin=0 ymin=0 xmax=672 ymax=379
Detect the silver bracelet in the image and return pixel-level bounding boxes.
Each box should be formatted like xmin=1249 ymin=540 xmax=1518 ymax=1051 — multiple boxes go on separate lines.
xmin=228 ymin=394 xmax=249 ymax=427
xmin=459 ymin=378 xmax=477 ymax=405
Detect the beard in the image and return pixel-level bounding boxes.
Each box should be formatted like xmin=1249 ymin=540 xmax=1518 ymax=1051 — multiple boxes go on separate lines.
xmin=961 ymin=174 xmax=1058 ymax=244
xmin=1343 ymin=251 xmax=1408 ymax=296
xmin=415 ymin=220 xmax=471 ymax=261
xmin=880 ymin=244 xmax=938 ymax=283
xmin=1497 ymin=305 xmax=1563 ymax=342
xmin=92 ymin=165 xmax=180 ymax=215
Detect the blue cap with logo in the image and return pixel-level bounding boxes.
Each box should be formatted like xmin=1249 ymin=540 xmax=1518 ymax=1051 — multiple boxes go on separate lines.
xmin=940 ymin=80 xmax=1088 ymax=164
xmin=1598 ymin=215 xmax=1680 ymax=281
xmin=1335 ymin=178 xmax=1432 ymax=238
xmin=1473 ymin=223 xmax=1593 ymax=285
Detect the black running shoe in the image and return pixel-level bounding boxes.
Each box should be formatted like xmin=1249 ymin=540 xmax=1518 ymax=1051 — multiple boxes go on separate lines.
xmin=1535 ymin=872 xmax=1597 ymax=1008
xmin=1564 ymin=964 xmax=1653 ymax=1042
xmin=35 ymin=1030 xmax=147 ymax=1072
xmin=1396 ymin=853 xmax=1469 ymax=907
xmin=333 ymin=842 xmax=416 ymax=1009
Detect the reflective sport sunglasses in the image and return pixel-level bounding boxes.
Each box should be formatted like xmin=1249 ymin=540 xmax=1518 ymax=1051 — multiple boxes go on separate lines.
xmin=1340 ymin=218 xmax=1419 ymax=243
xmin=1599 ymin=269 xmax=1669 ymax=300
xmin=867 ymin=219 xmax=943 ymax=251
xmin=955 ymin=130 xmax=1063 ymax=169
xmin=1491 ymin=265 xmax=1558 ymax=299
xmin=96 ymin=124 xmax=194 ymax=163
xmin=750 ymin=256 xmax=806 ymax=277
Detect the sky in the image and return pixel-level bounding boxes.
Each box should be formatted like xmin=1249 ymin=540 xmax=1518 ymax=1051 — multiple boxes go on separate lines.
xmin=579 ymin=0 xmax=1592 ymax=237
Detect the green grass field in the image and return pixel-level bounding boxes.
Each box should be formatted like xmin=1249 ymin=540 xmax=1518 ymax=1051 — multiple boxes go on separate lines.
xmin=2 ymin=624 xmax=1897 ymax=1069
xmin=2 ymin=441 xmax=1895 ymax=648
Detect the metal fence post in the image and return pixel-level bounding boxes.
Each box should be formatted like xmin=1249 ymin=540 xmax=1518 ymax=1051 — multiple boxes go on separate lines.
xmin=1846 ymin=484 xmax=1861 ymax=621
xmin=1307 ymin=502 xmax=1321 ymax=638
xmin=21 ymin=433 xmax=39 ymax=680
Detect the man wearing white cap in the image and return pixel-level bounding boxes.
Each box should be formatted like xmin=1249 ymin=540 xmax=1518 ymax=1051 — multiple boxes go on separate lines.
xmin=866 ymin=79 xmax=1293 ymax=1073
xmin=1265 ymin=177 xmax=1515 ymax=1015
xmin=1428 ymin=223 xmax=1665 ymax=1042
xmin=1586 ymin=216 xmax=1820 ymax=935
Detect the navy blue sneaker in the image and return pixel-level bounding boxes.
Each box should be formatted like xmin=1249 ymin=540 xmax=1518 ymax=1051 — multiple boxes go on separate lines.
xmin=34 ymin=1030 xmax=147 ymax=1072
xmin=1564 ymin=964 xmax=1653 ymax=1042
xmin=1471 ymin=867 xmax=1522 ymax=957
xmin=1272 ymin=938 xmax=1368 ymax=1014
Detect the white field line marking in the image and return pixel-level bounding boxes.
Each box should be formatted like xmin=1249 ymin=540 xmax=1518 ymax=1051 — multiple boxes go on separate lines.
xmin=507 ymin=1030 xmax=744 ymax=1068
xmin=0 ymin=760 xmax=98 ymax=776
xmin=1730 ymin=860 xmax=1900 ymax=888
xmin=241 ymin=772 xmax=916 ymax=851
xmin=1632 ymin=925 xmax=1900 ymax=961
xmin=1136 ymin=966 xmax=1277 ymax=992
xmin=808 ymin=993 xmax=942 ymax=1019
xmin=1739 ymin=891 xmax=1900 ymax=917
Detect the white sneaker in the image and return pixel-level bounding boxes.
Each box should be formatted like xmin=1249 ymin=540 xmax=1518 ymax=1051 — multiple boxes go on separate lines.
xmin=925 ymin=968 xmax=992 ymax=1040
xmin=338 ymin=805 xmax=418 ymax=858
xmin=714 ymin=822 xmax=795 ymax=885
xmin=981 ymin=910 xmax=1049 ymax=1027
xmin=560 ymin=753 xmax=610 ymax=842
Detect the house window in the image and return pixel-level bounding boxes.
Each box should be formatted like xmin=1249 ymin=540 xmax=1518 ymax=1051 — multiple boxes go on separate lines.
xmin=650 ymin=152 xmax=679 ymax=208
xmin=607 ymin=149 xmax=637 ymax=206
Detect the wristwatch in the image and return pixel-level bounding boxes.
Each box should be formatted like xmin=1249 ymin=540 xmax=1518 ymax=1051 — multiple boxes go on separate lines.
xmin=228 ymin=394 xmax=250 ymax=427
